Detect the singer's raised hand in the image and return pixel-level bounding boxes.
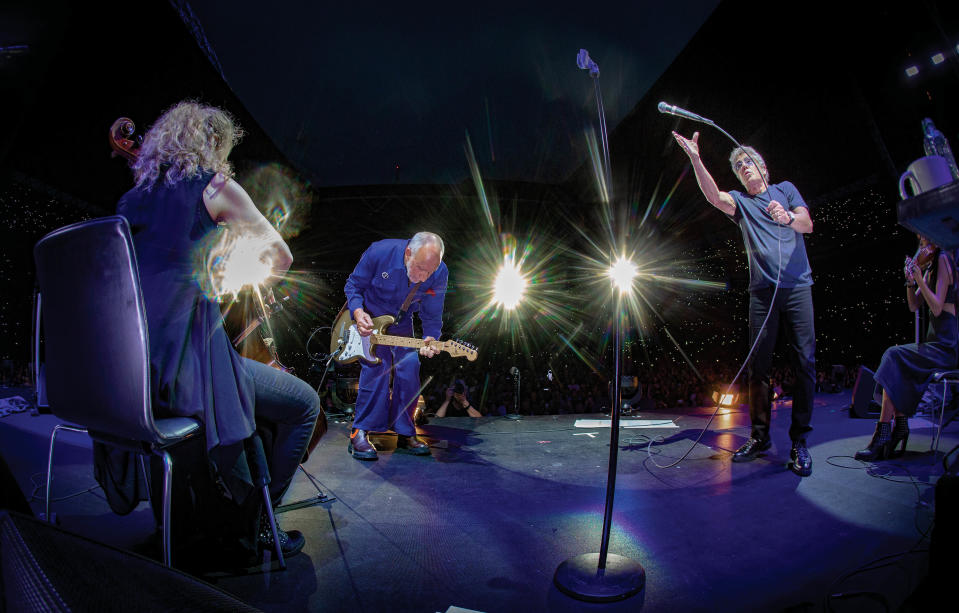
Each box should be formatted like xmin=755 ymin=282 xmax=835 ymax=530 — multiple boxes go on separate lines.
xmin=672 ymin=131 xmax=700 ymax=158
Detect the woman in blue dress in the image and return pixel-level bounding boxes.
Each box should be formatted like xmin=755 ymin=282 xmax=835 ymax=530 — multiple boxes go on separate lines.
xmin=117 ymin=101 xmax=321 ymax=556
xmin=857 ymin=237 xmax=958 ymax=461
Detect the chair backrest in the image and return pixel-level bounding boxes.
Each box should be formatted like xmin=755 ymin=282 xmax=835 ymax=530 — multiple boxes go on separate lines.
xmin=33 ymin=216 xmax=160 ymax=443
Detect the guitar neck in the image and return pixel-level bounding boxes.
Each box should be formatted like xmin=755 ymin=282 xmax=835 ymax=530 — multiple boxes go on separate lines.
xmin=372 ymin=333 xmax=444 ymax=351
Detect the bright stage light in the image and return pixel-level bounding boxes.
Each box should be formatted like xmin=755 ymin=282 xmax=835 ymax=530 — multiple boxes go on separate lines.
xmin=609 ymin=258 xmax=638 ymax=293
xmin=905 ymin=65 xmax=919 ymax=77
xmin=712 ymin=391 xmax=738 ymax=407
xmin=493 ymin=261 xmax=527 ymax=309
xmin=932 ymin=52 xmax=945 ymax=65
xmin=213 ymin=233 xmax=275 ymax=296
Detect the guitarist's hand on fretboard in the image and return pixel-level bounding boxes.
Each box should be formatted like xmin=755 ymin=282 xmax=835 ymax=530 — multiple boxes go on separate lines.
xmin=419 ymin=336 xmax=440 ymax=358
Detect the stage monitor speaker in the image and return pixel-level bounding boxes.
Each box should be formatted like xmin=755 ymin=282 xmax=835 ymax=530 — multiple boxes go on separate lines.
xmin=902 ymin=473 xmax=959 ymax=609
xmin=850 ymin=365 xmax=881 ymax=418
xmin=0 ymin=511 xmax=260 ymax=612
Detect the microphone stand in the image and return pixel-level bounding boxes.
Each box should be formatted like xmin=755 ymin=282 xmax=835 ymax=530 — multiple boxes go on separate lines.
xmin=579 ymin=50 xmax=612 ymax=198
xmin=593 ymin=76 xmax=612 ymax=196
xmin=554 ymin=50 xmax=645 ymax=604
xmin=505 ymin=368 xmax=522 ymax=420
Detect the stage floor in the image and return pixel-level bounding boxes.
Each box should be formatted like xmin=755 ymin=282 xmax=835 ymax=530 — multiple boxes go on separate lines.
xmin=1 ymin=388 xmax=954 ymax=612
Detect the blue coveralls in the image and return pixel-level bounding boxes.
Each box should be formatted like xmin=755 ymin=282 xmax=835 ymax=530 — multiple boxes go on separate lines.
xmin=344 ymin=239 xmax=448 ymax=435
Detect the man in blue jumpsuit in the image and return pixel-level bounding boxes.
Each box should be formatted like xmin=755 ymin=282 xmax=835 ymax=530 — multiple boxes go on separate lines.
xmin=344 ymin=232 xmax=448 ymax=460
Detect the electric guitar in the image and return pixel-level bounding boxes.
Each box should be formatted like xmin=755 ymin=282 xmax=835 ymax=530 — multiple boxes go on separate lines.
xmin=330 ymin=308 xmax=477 ymax=365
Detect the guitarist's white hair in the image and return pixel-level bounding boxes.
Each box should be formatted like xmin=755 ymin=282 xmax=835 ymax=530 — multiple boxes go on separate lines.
xmin=409 ymin=232 xmax=445 ymax=260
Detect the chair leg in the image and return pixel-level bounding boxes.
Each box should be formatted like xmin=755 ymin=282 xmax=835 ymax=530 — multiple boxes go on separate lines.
xmin=137 ymin=455 xmax=152 ymax=504
xmin=158 ymin=449 xmax=174 ymax=566
xmin=44 ymin=424 xmax=87 ymax=522
xmin=261 ymin=485 xmax=286 ymax=570
xmin=933 ymin=380 xmax=952 ymax=463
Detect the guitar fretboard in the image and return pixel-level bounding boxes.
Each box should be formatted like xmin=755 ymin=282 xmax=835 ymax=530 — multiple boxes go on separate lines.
xmin=371 ymin=333 xmax=445 ymax=350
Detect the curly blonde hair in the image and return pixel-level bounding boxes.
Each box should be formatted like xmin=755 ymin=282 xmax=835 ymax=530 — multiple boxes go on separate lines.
xmin=132 ymin=101 xmax=244 ymax=190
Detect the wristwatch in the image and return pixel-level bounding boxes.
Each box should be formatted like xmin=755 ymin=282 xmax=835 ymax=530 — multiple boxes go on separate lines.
xmin=785 ymin=211 xmax=796 ymax=226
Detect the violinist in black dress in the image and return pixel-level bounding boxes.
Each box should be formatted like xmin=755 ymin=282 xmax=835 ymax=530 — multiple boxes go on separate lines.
xmin=857 ymin=237 xmax=958 ymax=460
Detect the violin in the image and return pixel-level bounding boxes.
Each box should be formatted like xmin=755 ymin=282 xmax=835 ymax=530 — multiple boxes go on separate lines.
xmin=916 ymin=239 xmax=937 ymax=270
xmin=905 ymin=238 xmax=938 ymax=280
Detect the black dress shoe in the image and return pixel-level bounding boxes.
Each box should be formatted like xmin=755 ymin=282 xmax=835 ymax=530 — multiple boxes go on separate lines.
xmin=732 ymin=437 xmax=771 ymax=462
xmin=348 ymin=429 xmax=378 ymax=460
xmin=396 ymin=434 xmax=431 ymax=456
xmin=790 ymin=439 xmax=812 ymax=476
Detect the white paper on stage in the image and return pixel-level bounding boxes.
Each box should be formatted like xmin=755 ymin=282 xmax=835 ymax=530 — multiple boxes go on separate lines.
xmin=574 ymin=418 xmax=678 ymax=429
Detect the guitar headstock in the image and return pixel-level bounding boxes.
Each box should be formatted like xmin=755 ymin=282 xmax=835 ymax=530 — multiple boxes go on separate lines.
xmin=444 ymin=340 xmax=478 ymax=361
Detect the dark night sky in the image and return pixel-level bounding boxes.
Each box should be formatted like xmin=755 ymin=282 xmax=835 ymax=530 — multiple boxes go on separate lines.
xmin=186 ymin=1 xmax=721 ymax=186
xmin=3 ymin=0 xmax=959 ymax=380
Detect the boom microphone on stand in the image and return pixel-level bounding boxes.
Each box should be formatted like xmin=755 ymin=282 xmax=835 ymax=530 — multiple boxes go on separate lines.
xmin=657 ymin=101 xmax=715 ymax=126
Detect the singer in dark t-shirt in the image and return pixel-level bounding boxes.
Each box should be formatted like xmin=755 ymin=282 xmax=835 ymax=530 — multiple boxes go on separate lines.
xmin=671 ymin=130 xmax=815 ymax=477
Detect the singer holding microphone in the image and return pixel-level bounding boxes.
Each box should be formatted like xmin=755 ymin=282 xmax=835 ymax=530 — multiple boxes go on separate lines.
xmin=671 ymin=129 xmax=816 ymax=476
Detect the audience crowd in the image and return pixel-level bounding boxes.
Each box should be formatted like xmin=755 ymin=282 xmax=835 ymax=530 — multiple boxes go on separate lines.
xmin=2 ymin=351 xmax=866 ymax=417
xmin=396 ymin=352 xmax=867 ymax=417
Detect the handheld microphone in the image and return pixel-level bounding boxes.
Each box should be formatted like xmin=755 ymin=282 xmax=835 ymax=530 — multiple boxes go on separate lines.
xmin=576 ymin=49 xmax=599 ymax=77
xmin=657 ymin=102 xmax=714 ymax=125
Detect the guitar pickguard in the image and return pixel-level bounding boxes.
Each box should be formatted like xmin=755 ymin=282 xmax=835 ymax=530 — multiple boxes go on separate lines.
xmin=339 ymin=323 xmax=377 ymax=364
xmin=332 ymin=310 xmax=395 ymax=365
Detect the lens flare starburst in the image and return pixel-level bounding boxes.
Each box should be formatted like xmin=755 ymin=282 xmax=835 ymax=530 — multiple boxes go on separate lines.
xmin=493 ymin=259 xmax=528 ymax=309
xmin=609 ymin=257 xmax=638 ymax=293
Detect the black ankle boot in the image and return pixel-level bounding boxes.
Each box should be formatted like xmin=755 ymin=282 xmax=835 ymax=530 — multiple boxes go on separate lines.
xmin=258 ymin=509 xmax=305 ymax=557
xmin=855 ymin=421 xmax=892 ymax=461
xmin=889 ymin=415 xmax=910 ymax=457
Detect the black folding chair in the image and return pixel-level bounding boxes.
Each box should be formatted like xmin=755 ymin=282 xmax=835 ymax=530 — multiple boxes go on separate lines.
xmin=34 ymin=215 xmax=286 ymax=568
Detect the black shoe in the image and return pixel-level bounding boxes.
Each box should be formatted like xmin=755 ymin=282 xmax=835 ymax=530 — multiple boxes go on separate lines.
xmin=396 ymin=434 xmax=431 ymax=456
xmin=348 ymin=429 xmax=378 ymax=460
xmin=258 ymin=512 xmax=305 ymax=557
xmin=790 ymin=440 xmax=812 ymax=476
xmin=732 ymin=437 xmax=771 ymax=462
xmin=855 ymin=421 xmax=892 ymax=461
xmin=890 ymin=415 xmax=910 ymax=457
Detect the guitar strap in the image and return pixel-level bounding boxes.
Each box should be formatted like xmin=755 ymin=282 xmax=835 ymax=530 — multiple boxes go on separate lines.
xmin=394 ymin=283 xmax=421 ymax=326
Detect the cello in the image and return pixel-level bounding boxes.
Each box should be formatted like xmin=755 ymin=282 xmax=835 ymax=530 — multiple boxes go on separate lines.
xmin=108 ymin=116 xmax=327 ymax=454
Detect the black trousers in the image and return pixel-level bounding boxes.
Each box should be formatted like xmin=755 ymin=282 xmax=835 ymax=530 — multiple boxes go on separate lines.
xmin=747 ymin=285 xmax=816 ymax=442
